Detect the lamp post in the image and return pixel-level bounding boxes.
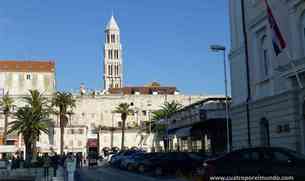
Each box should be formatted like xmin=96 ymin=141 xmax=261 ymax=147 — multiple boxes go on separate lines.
xmin=210 ymin=44 xmax=231 ymax=152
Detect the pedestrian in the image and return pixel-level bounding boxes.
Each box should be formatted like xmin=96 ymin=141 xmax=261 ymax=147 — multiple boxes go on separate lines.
xmin=43 ymin=153 xmax=51 ymax=178
xmin=65 ymin=154 xmax=76 ymax=181
xmin=11 ymin=156 xmax=16 ymax=170
xmin=51 ymin=153 xmax=59 ymax=177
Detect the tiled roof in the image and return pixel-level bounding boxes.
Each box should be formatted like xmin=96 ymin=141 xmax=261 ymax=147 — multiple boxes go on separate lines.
xmin=0 ymin=60 xmax=55 ymax=72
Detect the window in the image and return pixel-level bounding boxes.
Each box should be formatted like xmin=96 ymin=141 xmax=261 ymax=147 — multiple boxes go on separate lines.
xmin=78 ymin=141 xmax=82 ymax=147
xmin=111 ymin=34 xmax=115 ymax=43
xmin=260 ymin=118 xmax=270 ymax=146
xmin=263 ymin=49 xmax=269 ymax=76
xmin=107 ymin=34 xmax=110 ymax=43
xmin=302 ymin=13 xmax=305 ymax=52
xmin=26 ymin=74 xmax=31 ymax=80
xmin=118 ymin=121 xmax=122 ymax=127
xmin=261 ymin=36 xmax=271 ymax=77
xmin=273 ymin=151 xmax=291 ymax=162
xmin=142 ymin=110 xmax=147 ymax=116
xmin=108 ymin=50 xmax=111 ymax=59
xmin=108 ymin=65 xmax=111 ymax=75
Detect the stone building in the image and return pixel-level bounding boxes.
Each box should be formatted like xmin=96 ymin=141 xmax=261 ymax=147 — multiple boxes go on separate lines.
xmin=0 ymin=61 xmax=56 ymax=156
xmin=229 ymin=0 xmax=305 ymax=153
xmin=0 ymin=61 xmax=56 ymax=96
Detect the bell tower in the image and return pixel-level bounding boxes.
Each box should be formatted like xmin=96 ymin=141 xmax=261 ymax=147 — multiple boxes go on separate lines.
xmin=104 ymin=15 xmax=123 ymax=90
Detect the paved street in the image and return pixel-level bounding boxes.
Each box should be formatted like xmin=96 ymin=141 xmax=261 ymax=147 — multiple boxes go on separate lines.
xmin=75 ymin=166 xmax=187 ymax=181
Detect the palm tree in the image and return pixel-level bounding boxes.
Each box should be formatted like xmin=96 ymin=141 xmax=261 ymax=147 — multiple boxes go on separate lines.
xmin=160 ymin=101 xmax=183 ymax=117
xmin=151 ymin=101 xmax=182 ymax=151
xmin=52 ymin=91 xmax=76 ymax=155
xmin=114 ymin=103 xmax=133 ymax=150
xmin=23 ymin=90 xmax=51 ymax=154
xmin=8 ymin=106 xmax=51 ymax=162
xmin=0 ymin=92 xmax=14 ymax=144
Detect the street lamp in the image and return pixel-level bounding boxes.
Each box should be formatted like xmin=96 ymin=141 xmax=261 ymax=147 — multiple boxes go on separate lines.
xmin=209 ymin=44 xmax=231 ymax=152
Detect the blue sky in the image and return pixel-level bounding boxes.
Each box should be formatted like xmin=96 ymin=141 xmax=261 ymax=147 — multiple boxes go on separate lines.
xmin=0 ymin=0 xmax=230 ymax=95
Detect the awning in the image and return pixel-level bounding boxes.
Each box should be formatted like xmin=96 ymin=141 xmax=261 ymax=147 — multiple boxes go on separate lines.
xmin=87 ymin=139 xmax=97 ymax=147
xmin=175 ymin=127 xmax=192 ymax=138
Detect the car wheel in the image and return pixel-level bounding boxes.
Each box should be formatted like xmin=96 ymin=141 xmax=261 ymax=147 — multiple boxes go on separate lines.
xmin=127 ymin=164 xmax=133 ymax=171
xmin=138 ymin=164 xmax=145 ymax=173
xmin=155 ymin=167 xmax=163 ymax=176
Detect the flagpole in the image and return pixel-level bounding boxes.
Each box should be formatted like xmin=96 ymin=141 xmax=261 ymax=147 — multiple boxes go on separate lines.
xmin=285 ymin=50 xmax=303 ymax=89
xmin=241 ymin=0 xmax=252 ymax=148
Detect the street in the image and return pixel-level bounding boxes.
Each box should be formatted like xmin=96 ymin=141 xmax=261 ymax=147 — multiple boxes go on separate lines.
xmin=75 ymin=166 xmax=187 ymax=181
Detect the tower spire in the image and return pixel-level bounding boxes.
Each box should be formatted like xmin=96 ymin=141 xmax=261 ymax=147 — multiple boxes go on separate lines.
xmin=105 ymin=15 xmax=119 ymax=31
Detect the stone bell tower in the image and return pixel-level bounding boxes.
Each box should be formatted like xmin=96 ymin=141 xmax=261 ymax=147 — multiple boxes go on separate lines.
xmin=104 ymin=15 xmax=123 ymax=90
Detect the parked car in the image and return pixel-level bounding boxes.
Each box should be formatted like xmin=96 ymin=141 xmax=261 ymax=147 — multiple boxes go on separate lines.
xmin=137 ymin=152 xmax=207 ymax=176
xmin=202 ymin=147 xmax=305 ymax=180
xmin=110 ymin=150 xmax=138 ymax=166
xmin=120 ymin=152 xmax=146 ymax=170
xmin=127 ymin=152 xmax=163 ymax=172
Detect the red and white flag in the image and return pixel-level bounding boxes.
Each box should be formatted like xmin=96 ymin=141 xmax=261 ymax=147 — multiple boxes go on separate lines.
xmin=264 ymin=0 xmax=287 ymax=56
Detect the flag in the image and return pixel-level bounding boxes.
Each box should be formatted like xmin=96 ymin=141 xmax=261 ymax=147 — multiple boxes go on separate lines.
xmin=264 ymin=0 xmax=286 ymax=56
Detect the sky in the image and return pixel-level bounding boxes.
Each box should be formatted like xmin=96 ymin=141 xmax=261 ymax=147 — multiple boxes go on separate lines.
xmin=0 ymin=0 xmax=230 ymax=95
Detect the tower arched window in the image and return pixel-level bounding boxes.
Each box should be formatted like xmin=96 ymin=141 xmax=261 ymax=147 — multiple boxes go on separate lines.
xmin=108 ymin=65 xmax=111 ymax=75
xmin=111 ymin=34 xmax=115 ymax=43
xmin=261 ymin=35 xmax=271 ymax=78
xmin=107 ymin=34 xmax=110 ymax=43
xmin=260 ymin=118 xmax=270 ymax=146
xmin=114 ymin=50 xmax=118 ymax=59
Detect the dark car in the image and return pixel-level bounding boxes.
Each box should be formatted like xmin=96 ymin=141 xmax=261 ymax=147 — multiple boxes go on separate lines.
xmin=137 ymin=152 xmax=207 ymax=176
xmin=202 ymin=147 xmax=305 ymax=180
xmin=110 ymin=150 xmax=138 ymax=166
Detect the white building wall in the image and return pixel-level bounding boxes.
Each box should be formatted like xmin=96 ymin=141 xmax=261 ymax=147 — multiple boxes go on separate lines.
xmin=229 ymin=0 xmax=305 ymax=153
xmin=0 ymin=71 xmax=55 ymax=96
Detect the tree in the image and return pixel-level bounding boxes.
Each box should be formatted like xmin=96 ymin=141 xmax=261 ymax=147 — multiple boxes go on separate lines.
xmin=160 ymin=101 xmax=183 ymax=117
xmin=8 ymin=90 xmax=51 ymax=163
xmin=151 ymin=101 xmax=182 ymax=151
xmin=8 ymin=106 xmax=50 ymax=163
xmin=23 ymin=90 xmax=51 ymax=155
xmin=0 ymin=92 xmax=14 ymax=144
xmin=114 ymin=103 xmax=133 ymax=150
xmin=52 ymin=91 xmax=76 ymax=155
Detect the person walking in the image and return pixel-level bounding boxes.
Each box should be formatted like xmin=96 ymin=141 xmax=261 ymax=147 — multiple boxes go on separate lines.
xmin=51 ymin=153 xmax=59 ymax=177
xmin=65 ymin=154 xmax=76 ymax=181
xmin=43 ymin=154 xmax=51 ymax=179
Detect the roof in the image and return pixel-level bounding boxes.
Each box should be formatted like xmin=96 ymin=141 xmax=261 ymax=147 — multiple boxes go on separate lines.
xmin=105 ymin=16 xmax=119 ymax=31
xmin=0 ymin=61 xmax=55 ymax=72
